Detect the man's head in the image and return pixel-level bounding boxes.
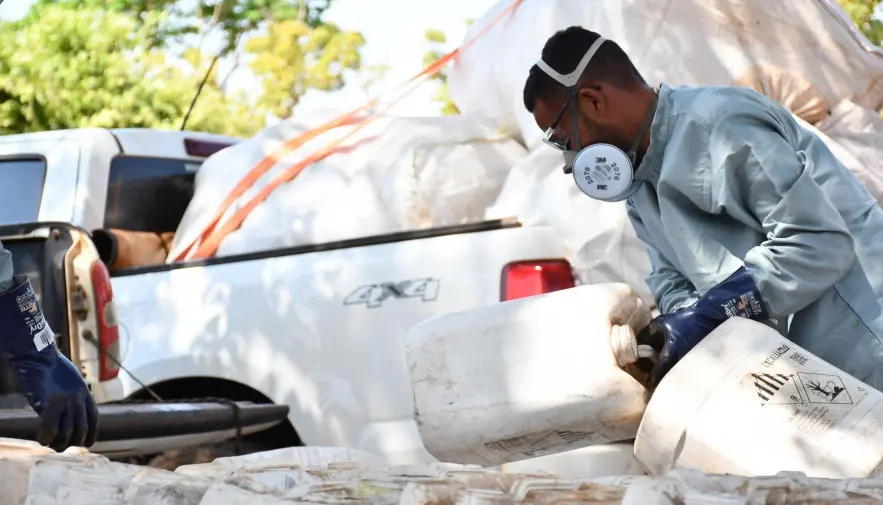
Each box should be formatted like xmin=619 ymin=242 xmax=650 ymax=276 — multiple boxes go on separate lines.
xmin=523 ymin=27 xmax=653 ymax=157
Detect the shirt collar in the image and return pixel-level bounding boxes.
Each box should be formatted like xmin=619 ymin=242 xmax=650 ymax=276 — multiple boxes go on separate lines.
xmin=634 ymin=82 xmax=674 ymax=186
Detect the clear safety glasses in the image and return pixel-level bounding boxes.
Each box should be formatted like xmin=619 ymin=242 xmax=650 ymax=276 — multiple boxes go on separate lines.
xmin=542 ymin=90 xmax=578 ymax=152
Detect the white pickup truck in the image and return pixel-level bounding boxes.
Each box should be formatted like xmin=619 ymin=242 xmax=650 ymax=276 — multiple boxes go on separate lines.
xmin=0 ymin=127 xmax=579 ymax=465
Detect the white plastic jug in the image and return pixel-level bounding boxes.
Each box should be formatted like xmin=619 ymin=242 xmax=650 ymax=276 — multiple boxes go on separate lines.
xmin=406 ymin=283 xmax=654 ymax=466
xmin=635 ymin=317 xmax=883 ymax=478
xmin=500 ymin=442 xmax=646 ymax=480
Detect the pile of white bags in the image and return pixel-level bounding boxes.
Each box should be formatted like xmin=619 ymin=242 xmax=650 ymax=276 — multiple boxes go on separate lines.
xmin=169 ymin=0 xmax=883 ymax=300
xmin=448 ymin=0 xmax=883 ymax=149
xmin=813 ymin=99 xmax=883 ymax=207
xmin=167 ymin=115 xmax=526 ymax=260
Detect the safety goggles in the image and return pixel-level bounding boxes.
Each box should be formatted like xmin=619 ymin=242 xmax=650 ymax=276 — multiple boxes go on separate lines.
xmin=542 ymin=91 xmax=578 ymax=151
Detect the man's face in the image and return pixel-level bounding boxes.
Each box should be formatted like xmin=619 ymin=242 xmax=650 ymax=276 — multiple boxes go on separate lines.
xmin=532 ymin=87 xmax=631 ymax=154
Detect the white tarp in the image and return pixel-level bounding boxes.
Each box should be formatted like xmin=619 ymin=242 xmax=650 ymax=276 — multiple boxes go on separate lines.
xmin=814 ymin=99 xmax=883 ymax=207
xmin=448 ymin=0 xmax=883 ymax=150
xmin=167 ymin=115 xmax=527 ymax=260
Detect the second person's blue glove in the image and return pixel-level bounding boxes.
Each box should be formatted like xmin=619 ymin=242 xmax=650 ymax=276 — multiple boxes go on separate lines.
xmin=0 ymin=276 xmax=99 ymax=451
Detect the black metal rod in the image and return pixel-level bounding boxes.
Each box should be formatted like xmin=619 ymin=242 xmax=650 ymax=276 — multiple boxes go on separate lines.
xmin=0 ymin=402 xmax=288 ymax=442
xmin=180 ymin=54 xmax=220 ymax=131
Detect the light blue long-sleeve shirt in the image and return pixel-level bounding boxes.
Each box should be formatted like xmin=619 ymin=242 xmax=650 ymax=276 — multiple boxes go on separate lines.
xmin=629 ymin=83 xmax=883 ymax=390
xmin=0 ymin=242 xmax=11 ymax=292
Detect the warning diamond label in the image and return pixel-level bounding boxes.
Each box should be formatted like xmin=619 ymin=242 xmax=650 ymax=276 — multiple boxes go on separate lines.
xmin=751 ymin=373 xmax=803 ymax=406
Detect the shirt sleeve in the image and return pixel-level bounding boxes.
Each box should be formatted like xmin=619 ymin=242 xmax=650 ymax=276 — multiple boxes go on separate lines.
xmin=626 ymin=201 xmax=699 ymax=314
xmin=708 ymin=109 xmax=856 ymax=319
xmin=0 ymin=241 xmax=12 ymax=292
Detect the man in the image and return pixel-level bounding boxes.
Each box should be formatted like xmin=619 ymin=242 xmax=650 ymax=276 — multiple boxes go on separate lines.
xmin=0 ymin=243 xmax=98 ymax=450
xmin=523 ymin=26 xmax=883 ymax=389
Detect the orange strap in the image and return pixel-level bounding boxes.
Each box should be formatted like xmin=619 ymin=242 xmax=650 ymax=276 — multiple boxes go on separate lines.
xmin=178 ymin=0 xmax=526 ymax=261
xmin=190 ymin=65 xmax=438 ymax=259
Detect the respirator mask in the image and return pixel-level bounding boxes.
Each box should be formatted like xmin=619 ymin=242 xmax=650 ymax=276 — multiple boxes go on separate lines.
xmin=536 ymin=36 xmax=657 ymax=202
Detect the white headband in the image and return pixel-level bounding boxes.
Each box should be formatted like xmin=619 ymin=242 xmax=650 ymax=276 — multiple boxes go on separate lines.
xmin=536 ymin=36 xmax=606 ymax=88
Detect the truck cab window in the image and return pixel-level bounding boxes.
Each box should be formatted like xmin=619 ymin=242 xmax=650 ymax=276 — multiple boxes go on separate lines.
xmin=0 ymin=158 xmax=47 ymax=226
xmin=104 ymin=156 xmax=200 ymax=233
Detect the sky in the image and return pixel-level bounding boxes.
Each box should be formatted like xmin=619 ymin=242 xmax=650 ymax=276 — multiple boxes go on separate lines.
xmin=0 ymin=0 xmax=502 ymax=119
xmin=295 ymin=0 xmax=501 ymax=116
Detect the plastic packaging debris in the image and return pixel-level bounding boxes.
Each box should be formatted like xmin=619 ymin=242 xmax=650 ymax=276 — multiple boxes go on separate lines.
xmin=448 ymin=0 xmax=883 ymax=150
xmin=635 ymin=317 xmax=883 ymax=479
xmin=168 ymin=114 xmax=526 ymax=261
xmin=175 ymin=446 xmax=388 ymax=479
xmin=4 ymin=439 xmax=883 ymax=504
xmin=406 ymin=283 xmax=653 ymax=466
xmin=197 ymin=482 xmax=295 ymax=505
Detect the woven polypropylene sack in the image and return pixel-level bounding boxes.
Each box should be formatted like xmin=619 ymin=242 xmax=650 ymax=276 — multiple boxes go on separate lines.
xmin=169 ymin=114 xmax=526 ymax=260
xmin=448 ymin=0 xmax=883 ymax=149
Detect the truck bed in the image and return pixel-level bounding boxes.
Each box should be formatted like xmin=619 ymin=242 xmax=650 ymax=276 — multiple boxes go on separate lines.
xmin=111 ymin=218 xmax=522 ymax=277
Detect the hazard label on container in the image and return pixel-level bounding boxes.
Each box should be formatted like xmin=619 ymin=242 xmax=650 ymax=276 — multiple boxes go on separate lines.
xmin=798 ymin=373 xmax=852 ymax=405
xmin=750 ymin=373 xmax=803 ymax=406
xmin=744 ymin=367 xmax=868 ymax=440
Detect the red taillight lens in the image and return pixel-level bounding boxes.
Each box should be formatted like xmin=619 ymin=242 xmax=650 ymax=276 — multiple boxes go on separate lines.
xmin=90 ymin=260 xmax=120 ymax=381
xmin=500 ymin=259 xmax=575 ymax=301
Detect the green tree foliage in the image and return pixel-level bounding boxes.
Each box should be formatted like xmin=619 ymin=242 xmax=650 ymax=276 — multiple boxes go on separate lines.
xmin=0 ymin=5 xmax=262 ymax=136
xmin=839 ymin=0 xmax=883 ymax=46
xmin=18 ymin=0 xmax=365 ymax=134
xmin=246 ymin=19 xmax=365 ymax=118
xmin=423 ymin=20 xmax=476 ymax=116
xmin=423 ymin=28 xmax=459 ymax=115
xmin=38 ymin=1 xmax=365 ymax=108
xmin=36 ymin=0 xmax=336 ymax=56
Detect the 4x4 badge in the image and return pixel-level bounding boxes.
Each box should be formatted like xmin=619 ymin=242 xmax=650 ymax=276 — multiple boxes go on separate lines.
xmin=344 ymin=278 xmax=440 ymax=309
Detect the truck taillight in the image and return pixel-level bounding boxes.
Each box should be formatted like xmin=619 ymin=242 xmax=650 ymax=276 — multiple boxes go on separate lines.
xmin=90 ymin=260 xmax=120 ymax=381
xmin=500 ymin=259 xmax=575 ymax=301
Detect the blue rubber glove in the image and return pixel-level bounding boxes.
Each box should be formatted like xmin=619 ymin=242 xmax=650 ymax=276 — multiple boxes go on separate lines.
xmin=0 ymin=276 xmax=98 ymax=451
xmin=646 ymin=267 xmax=769 ymax=387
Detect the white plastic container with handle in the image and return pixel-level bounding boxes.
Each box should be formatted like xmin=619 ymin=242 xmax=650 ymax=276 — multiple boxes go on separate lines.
xmin=635 ymin=317 xmax=883 ymax=478
xmin=406 ymin=283 xmax=654 ymax=466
